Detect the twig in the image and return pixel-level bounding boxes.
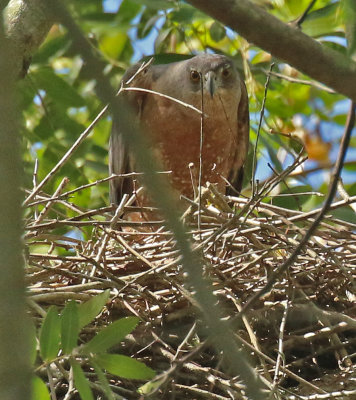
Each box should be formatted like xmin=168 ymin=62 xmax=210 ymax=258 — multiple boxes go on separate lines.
xmin=198 ymin=71 xmax=205 ymax=235
xmin=267 ymin=70 xmax=335 ymax=93
xmin=291 ymin=0 xmax=317 ymax=28
xmin=122 ymin=87 xmax=203 ymax=115
xmin=272 ymin=300 xmax=289 ymax=391
xmin=47 ymin=365 xmax=57 ymax=400
xmin=252 ymin=63 xmax=274 ymax=196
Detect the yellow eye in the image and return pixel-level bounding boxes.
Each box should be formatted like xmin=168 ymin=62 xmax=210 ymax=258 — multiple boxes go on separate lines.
xmin=190 ymin=70 xmax=200 ymax=82
xmin=222 ymin=68 xmax=231 ymax=78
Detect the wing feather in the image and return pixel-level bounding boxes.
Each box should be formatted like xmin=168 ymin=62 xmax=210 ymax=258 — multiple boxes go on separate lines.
xmin=109 ymin=63 xmax=150 ymax=205
xmin=227 ymin=79 xmax=250 ymax=194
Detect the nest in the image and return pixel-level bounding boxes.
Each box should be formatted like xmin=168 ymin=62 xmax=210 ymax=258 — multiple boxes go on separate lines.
xmin=25 ymin=172 xmax=356 ymax=399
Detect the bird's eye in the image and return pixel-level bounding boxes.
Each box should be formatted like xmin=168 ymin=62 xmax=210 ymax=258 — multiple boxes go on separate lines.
xmin=190 ymin=70 xmax=200 ymax=82
xmin=222 ymin=68 xmax=231 ymax=78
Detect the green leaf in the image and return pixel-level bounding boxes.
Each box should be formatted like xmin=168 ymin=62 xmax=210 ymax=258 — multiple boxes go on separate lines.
xmin=132 ymin=0 xmax=173 ymax=10
xmin=141 ymin=53 xmax=192 ymax=66
xmin=139 ymin=376 xmax=166 ymax=395
xmin=77 ymin=289 xmax=110 ymax=329
xmin=95 ymin=353 xmax=155 ymax=380
xmin=61 ymin=301 xmax=79 ymax=354
xmin=99 ymin=31 xmax=129 ymax=59
xmin=302 ymin=3 xmax=343 ymax=38
xmin=319 ymin=39 xmax=347 ymax=55
xmin=31 ymin=376 xmax=50 ymax=400
xmin=81 ymin=317 xmax=139 ymax=355
xmin=210 ymin=21 xmax=226 ymax=42
xmin=271 ymin=185 xmax=314 ymax=209
xmin=40 ymin=306 xmax=61 ymax=361
xmin=31 ymin=68 xmax=85 ymax=108
xmin=331 ymin=206 xmax=356 ymax=224
xmin=32 ymin=34 xmax=72 ymax=64
xmin=117 ymin=0 xmax=142 ymax=23
xmin=29 ymin=319 xmax=37 ymax=365
xmin=91 ymin=360 xmax=115 ymax=400
xmin=343 ymin=0 xmax=356 ymax=60
xmin=154 ymin=27 xmax=173 ymax=53
xmin=347 ymin=181 xmax=356 ymax=196
xmin=85 ymin=159 xmax=108 ymax=173
xmin=169 ymin=5 xmax=198 ymax=23
xmin=71 ymin=359 xmax=94 ymax=400
xmin=137 ymin=9 xmax=159 ymax=38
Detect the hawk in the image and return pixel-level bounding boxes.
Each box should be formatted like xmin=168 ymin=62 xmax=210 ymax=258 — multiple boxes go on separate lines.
xmin=109 ymin=54 xmax=249 ymax=210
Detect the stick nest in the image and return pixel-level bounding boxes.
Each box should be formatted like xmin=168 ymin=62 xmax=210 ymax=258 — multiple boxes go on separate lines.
xmin=25 ymin=178 xmax=356 ymax=400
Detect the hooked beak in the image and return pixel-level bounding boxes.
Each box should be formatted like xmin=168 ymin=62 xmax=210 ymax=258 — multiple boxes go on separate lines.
xmin=204 ymin=71 xmax=216 ymax=98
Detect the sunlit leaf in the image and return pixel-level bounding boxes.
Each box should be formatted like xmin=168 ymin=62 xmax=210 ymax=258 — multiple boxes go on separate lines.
xmin=31 ymin=376 xmax=50 ymax=400
xmin=99 ymin=31 xmax=129 ymax=59
xmin=302 ymin=3 xmax=343 ymax=37
xmin=138 ymin=376 xmax=166 ymax=395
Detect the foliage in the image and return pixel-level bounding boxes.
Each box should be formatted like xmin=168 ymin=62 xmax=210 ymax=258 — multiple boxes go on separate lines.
xmin=32 ymin=291 xmax=154 ymax=399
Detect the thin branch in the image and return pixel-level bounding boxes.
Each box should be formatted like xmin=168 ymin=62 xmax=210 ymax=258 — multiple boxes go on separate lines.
xmin=291 ymin=0 xmax=317 ymax=28
xmin=267 ymin=70 xmax=335 ymax=93
xmin=122 ymin=87 xmax=203 ymax=115
xmin=198 ymin=71 xmax=205 ymax=234
xmin=252 ymin=63 xmax=274 ymax=196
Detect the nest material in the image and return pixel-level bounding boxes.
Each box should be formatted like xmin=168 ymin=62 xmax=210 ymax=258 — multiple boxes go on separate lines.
xmin=25 ymin=178 xmax=356 ymax=399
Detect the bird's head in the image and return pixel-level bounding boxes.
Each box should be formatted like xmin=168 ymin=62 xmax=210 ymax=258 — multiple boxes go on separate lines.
xmin=185 ymin=54 xmax=240 ymax=98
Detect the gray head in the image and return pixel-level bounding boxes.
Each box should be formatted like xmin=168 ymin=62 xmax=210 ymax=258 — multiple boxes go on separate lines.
xmin=150 ymin=54 xmax=241 ymax=101
xmin=183 ymin=54 xmax=240 ymax=97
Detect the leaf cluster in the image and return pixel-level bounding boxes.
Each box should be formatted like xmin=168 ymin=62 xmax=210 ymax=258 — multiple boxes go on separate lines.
xmin=32 ymin=290 xmax=154 ymax=400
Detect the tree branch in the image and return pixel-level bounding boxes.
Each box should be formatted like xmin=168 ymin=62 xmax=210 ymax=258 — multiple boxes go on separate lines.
xmin=4 ymin=0 xmax=53 ymax=78
xmin=186 ymin=0 xmax=356 ymax=102
xmin=0 ymin=14 xmax=30 ymax=400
